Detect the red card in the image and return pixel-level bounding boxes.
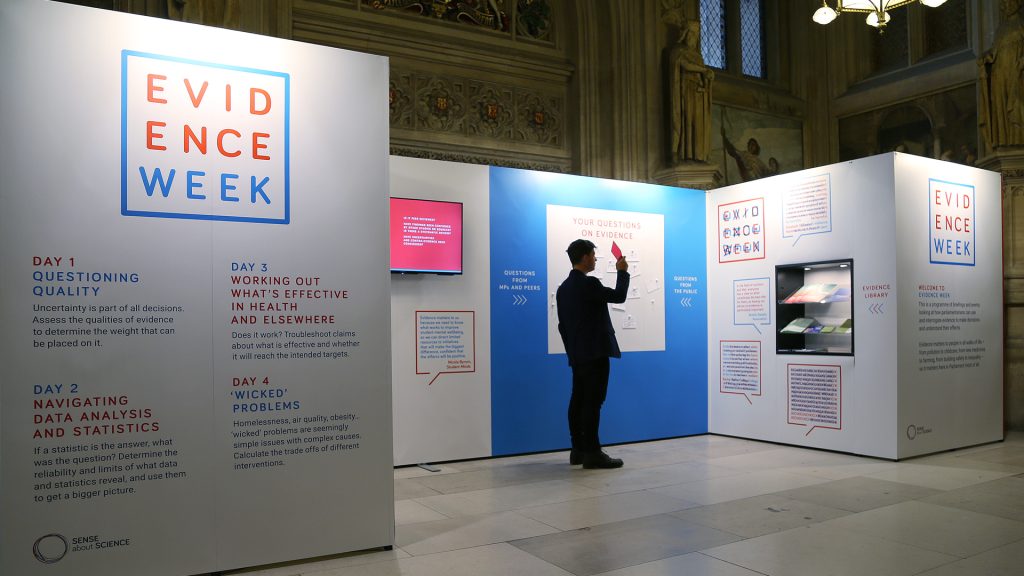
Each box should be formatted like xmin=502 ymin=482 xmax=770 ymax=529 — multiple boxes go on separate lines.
xmin=611 ymin=241 xmax=623 ymax=260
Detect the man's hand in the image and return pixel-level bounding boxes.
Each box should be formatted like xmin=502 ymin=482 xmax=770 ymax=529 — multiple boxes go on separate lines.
xmin=615 ymin=257 xmax=629 ymax=272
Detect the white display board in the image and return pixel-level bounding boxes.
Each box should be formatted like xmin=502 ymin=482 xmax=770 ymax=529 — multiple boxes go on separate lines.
xmin=895 ymin=154 xmax=1003 ymax=457
xmin=707 ymin=153 xmax=1002 ymax=459
xmin=390 ymin=157 xmax=492 ymax=466
xmin=0 ymin=2 xmax=393 ymax=574
xmin=546 ymin=205 xmax=666 ymax=354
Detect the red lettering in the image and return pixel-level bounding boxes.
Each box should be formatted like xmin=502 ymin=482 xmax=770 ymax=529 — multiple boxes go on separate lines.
xmin=250 ymin=88 xmax=271 ymax=115
xmin=217 ymin=129 xmax=242 ymax=157
xmin=185 ymin=79 xmax=208 ymax=108
xmin=252 ymin=133 xmax=270 ymax=160
xmin=184 ymin=125 xmax=207 ymax=154
xmin=146 ymin=74 xmax=167 ymax=104
xmin=225 ymin=84 xmax=232 ymax=112
xmin=146 ymin=121 xmax=166 ymax=151
xmin=935 ymin=215 xmax=972 ymax=233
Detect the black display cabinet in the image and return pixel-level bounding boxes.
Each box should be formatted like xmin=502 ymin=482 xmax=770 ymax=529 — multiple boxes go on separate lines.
xmin=776 ymin=259 xmax=854 ymax=356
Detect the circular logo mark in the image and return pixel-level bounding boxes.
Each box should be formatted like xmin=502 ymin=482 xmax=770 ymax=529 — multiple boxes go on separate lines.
xmin=906 ymin=424 xmax=917 ymax=440
xmin=33 ymin=533 xmax=68 ymax=564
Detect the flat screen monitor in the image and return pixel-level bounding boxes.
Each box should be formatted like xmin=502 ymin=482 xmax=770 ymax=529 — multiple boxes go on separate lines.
xmin=389 ymin=197 xmax=463 ymax=275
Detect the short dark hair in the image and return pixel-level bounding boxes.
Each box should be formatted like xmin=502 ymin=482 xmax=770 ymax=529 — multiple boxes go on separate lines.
xmin=566 ymin=239 xmax=596 ymax=265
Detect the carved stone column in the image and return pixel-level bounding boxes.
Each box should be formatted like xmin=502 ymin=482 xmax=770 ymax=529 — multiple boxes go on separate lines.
xmin=978 ymin=151 xmax=1024 ymax=430
xmin=975 ymin=1 xmax=1024 ymax=430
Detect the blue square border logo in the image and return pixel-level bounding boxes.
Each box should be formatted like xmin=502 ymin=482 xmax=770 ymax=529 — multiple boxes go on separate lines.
xmin=928 ymin=178 xmax=975 ymax=267
xmin=121 ymin=50 xmax=290 ymax=225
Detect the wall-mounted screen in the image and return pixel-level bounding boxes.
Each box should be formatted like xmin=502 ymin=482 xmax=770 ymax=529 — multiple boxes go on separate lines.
xmin=390 ymin=197 xmax=464 ymax=274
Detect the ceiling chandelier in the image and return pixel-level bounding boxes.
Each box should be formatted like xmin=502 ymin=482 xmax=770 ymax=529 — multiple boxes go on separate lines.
xmin=812 ymin=0 xmax=947 ymax=30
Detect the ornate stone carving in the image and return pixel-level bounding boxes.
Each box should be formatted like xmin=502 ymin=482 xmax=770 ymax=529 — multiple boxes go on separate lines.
xmin=390 ymin=145 xmax=568 ymax=172
xmin=391 ymin=66 xmax=569 ymax=163
xmin=659 ymin=0 xmax=685 ymax=28
xmin=516 ymin=92 xmax=561 ymax=145
xmin=389 ymin=75 xmax=414 ymax=129
xmin=365 ymin=0 xmax=509 ymax=32
xmin=468 ymin=84 xmax=514 ymax=139
xmin=416 ymin=77 xmax=465 ymax=132
xmin=516 ymin=0 xmax=551 ymax=41
xmin=390 ymin=68 xmax=564 ymax=152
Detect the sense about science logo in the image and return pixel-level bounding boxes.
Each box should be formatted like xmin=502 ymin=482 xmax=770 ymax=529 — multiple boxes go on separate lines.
xmin=33 ymin=533 xmax=68 ymax=564
xmin=121 ymin=50 xmax=290 ymax=224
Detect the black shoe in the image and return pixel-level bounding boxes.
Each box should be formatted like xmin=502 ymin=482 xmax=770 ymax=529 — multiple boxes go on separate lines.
xmin=582 ymin=450 xmax=623 ymax=469
xmin=569 ymin=449 xmax=583 ymax=465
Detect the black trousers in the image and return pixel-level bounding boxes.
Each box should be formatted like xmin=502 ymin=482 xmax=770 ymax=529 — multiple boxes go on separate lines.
xmin=568 ymin=357 xmax=610 ymax=452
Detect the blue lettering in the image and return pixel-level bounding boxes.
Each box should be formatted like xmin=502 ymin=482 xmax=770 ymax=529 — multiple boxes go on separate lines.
xmin=933 ymin=238 xmax=974 ymax=258
xmin=138 ymin=167 xmax=175 ymax=198
xmin=221 ymin=173 xmax=239 ymax=203
xmin=186 ymin=170 xmax=205 ymax=199
xmin=251 ymin=176 xmax=271 ymax=205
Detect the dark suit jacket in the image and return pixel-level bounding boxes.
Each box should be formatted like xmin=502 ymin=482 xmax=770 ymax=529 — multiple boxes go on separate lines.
xmin=556 ymin=269 xmax=630 ymax=366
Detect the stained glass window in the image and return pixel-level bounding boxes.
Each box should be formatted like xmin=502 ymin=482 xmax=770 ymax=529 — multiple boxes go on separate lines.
xmin=739 ymin=0 xmax=765 ymax=77
xmin=700 ymin=0 xmax=727 ymax=69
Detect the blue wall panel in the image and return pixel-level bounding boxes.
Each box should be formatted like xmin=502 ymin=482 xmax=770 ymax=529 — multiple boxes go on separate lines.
xmin=489 ymin=167 xmax=708 ymax=455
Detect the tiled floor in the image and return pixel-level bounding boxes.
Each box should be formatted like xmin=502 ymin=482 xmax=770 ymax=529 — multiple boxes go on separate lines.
xmin=225 ymin=433 xmax=1024 ymax=576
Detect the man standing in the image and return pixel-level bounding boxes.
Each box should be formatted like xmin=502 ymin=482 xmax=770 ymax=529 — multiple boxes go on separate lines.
xmin=556 ymin=239 xmax=629 ymax=469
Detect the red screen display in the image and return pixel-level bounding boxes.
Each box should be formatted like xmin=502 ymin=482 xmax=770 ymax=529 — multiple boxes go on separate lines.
xmin=390 ymin=197 xmax=464 ymax=274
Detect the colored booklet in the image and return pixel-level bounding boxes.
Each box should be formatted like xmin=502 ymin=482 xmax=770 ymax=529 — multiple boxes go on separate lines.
xmin=819 ymin=284 xmax=851 ymax=303
xmin=781 ymin=317 xmax=820 ymax=334
xmin=820 ymin=325 xmax=836 ymax=334
xmin=822 ymin=286 xmax=851 ymax=303
xmin=611 ymin=241 xmax=623 ymax=260
xmin=834 ymin=319 xmax=853 ymax=334
xmin=783 ymin=283 xmax=838 ymax=304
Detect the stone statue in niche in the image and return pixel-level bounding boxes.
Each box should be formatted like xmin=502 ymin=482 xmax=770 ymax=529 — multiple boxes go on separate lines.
xmin=979 ymin=0 xmax=1024 ymax=150
xmin=668 ymin=21 xmax=714 ymax=164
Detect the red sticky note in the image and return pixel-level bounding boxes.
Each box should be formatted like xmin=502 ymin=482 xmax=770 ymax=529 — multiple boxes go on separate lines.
xmin=611 ymin=241 xmax=623 ymax=260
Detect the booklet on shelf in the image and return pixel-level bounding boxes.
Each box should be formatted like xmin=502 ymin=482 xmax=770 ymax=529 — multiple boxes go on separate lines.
xmin=781 ymin=317 xmax=820 ymax=334
xmin=834 ymin=319 xmax=853 ymax=334
xmin=822 ymin=286 xmax=851 ymax=303
xmin=782 ymin=283 xmax=838 ymax=304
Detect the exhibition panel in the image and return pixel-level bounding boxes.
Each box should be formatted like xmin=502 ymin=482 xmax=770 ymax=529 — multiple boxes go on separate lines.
xmin=895 ymin=154 xmax=1003 ymax=458
xmin=390 ymin=158 xmax=492 ymax=466
xmin=389 ymin=163 xmax=709 ymax=464
xmin=0 ymin=2 xmax=394 ymax=575
xmin=488 ymin=168 xmax=709 ymax=456
xmin=707 ymin=153 xmax=1002 ymax=459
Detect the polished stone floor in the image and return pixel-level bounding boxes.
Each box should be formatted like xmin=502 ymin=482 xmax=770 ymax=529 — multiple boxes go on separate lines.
xmin=226 ymin=433 xmax=1024 ymax=576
